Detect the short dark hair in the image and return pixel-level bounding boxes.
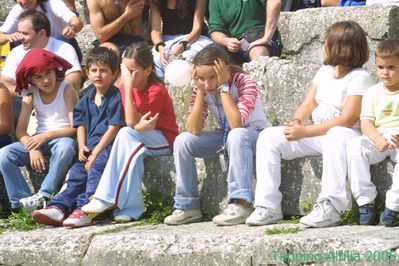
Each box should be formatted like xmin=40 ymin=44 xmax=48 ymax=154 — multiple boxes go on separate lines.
xmin=18 ymin=10 xmax=51 ymax=37
xmin=375 ymin=39 xmax=399 ymax=59
xmin=323 ymin=21 xmax=369 ymax=68
xmin=86 ymin=47 xmax=120 ymax=73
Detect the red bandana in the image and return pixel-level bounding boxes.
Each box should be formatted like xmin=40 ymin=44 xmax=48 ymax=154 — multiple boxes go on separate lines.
xmin=15 ymin=48 xmax=72 ymax=94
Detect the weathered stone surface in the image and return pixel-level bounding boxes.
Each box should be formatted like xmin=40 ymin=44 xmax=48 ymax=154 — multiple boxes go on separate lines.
xmin=0 ymin=222 xmax=133 ymax=265
xmin=279 ymin=6 xmax=399 ymax=72
xmin=81 ymin=223 xmax=399 ymax=265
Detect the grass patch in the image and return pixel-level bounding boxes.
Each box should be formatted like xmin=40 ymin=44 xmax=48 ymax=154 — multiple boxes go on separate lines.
xmin=134 ymin=188 xmax=174 ymax=226
xmin=301 ymin=201 xmax=313 ymax=215
xmin=266 ymin=227 xmax=302 ymax=235
xmin=0 ymin=208 xmax=42 ymax=234
xmin=267 ymin=112 xmax=280 ymax=126
xmin=277 ymin=215 xmax=300 ymax=224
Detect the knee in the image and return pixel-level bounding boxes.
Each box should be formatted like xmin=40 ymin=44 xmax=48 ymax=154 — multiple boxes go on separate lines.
xmin=173 ymin=132 xmax=198 ymax=153
xmin=54 ymin=138 xmax=76 ymax=157
xmin=326 ymin=126 xmax=355 ymax=144
xmin=257 ymin=127 xmax=285 ymax=149
xmin=346 ymin=137 xmax=363 ymax=157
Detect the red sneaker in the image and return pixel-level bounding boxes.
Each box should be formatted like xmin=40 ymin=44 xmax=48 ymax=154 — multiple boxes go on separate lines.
xmin=63 ymin=209 xmax=93 ymax=228
xmin=32 ymin=206 xmax=65 ymax=226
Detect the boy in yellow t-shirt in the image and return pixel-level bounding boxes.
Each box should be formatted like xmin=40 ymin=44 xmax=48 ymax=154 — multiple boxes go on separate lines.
xmin=348 ymin=39 xmax=399 ymax=226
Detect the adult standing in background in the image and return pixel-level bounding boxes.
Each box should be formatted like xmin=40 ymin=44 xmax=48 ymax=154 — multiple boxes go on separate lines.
xmin=87 ymin=0 xmax=148 ymax=54
xmin=149 ymin=0 xmax=212 ymax=80
xmin=0 ymin=0 xmax=83 ymax=62
xmin=208 ymin=0 xmax=282 ymax=64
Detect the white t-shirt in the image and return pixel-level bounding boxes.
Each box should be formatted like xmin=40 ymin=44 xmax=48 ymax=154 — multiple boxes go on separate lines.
xmin=361 ymin=82 xmax=399 ymax=130
xmin=0 ymin=0 xmax=76 ymax=40
xmin=311 ymin=65 xmax=375 ymax=126
xmin=366 ymin=0 xmax=399 ymax=6
xmin=1 ymin=37 xmax=81 ymax=83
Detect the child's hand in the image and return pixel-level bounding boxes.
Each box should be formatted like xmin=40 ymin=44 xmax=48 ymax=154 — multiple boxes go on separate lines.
xmin=213 ymin=59 xmax=230 ymax=88
xmin=84 ymin=154 xmax=97 ymax=173
xmin=135 ymin=111 xmax=159 ymax=132
xmin=120 ymin=63 xmax=140 ymax=89
xmin=284 ymin=124 xmax=308 ymax=141
xmin=78 ymin=145 xmax=90 ymax=162
xmin=29 ymin=150 xmax=47 ymax=173
xmin=25 ymin=133 xmax=49 ymax=151
xmin=373 ymin=135 xmax=390 ymax=152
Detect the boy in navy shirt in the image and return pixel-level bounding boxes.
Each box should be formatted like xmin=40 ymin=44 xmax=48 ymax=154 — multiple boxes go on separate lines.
xmin=33 ymin=47 xmax=125 ymax=228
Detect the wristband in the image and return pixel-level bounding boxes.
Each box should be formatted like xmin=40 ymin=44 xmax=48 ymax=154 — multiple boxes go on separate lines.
xmin=155 ymin=41 xmax=166 ymax=52
xmin=179 ymin=40 xmax=190 ymax=51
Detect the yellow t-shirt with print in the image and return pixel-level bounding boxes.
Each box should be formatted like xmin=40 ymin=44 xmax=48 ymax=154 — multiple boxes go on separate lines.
xmin=360 ymin=82 xmax=399 ymax=130
xmin=0 ymin=42 xmax=10 ymax=70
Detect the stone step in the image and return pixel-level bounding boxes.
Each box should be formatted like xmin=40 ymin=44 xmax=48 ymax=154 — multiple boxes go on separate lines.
xmin=1 ymin=221 xmax=399 ymax=265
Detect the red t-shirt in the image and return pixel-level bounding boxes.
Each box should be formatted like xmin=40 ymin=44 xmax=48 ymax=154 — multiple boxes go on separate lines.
xmin=120 ymin=81 xmax=179 ymax=149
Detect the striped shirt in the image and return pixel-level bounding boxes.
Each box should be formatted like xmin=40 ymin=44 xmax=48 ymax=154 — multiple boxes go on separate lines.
xmin=189 ymin=72 xmax=269 ymax=130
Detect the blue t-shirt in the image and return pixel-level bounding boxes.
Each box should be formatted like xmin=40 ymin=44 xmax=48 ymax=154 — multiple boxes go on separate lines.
xmin=73 ymin=85 xmax=125 ymax=150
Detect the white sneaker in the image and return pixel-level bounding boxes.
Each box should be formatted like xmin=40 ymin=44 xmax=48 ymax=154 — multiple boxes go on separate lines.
xmin=114 ymin=214 xmax=133 ymax=223
xmin=164 ymin=209 xmax=203 ymax=225
xmin=246 ymin=207 xmax=283 ymax=226
xmin=19 ymin=193 xmax=47 ymax=210
xmin=212 ymin=203 xmax=252 ymax=226
xmin=32 ymin=206 xmax=65 ymax=226
xmin=63 ymin=210 xmax=93 ymax=228
xmin=299 ymin=200 xmax=341 ymax=228
xmin=81 ymin=198 xmax=114 ymax=214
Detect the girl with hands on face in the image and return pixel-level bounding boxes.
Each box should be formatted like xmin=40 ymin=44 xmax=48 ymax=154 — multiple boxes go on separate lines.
xmin=164 ymin=47 xmax=270 ymax=226
xmin=81 ymin=42 xmax=179 ymax=223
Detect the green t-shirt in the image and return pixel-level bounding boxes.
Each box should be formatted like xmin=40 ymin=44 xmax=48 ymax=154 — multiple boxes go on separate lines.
xmin=208 ymin=0 xmax=281 ymax=45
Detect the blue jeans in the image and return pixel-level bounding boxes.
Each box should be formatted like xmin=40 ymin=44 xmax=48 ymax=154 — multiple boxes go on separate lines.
xmin=173 ymin=127 xmax=260 ymax=211
xmin=0 ymin=137 xmax=76 ymax=208
xmin=49 ymin=145 xmax=112 ymax=215
xmin=93 ymin=127 xmax=171 ymax=219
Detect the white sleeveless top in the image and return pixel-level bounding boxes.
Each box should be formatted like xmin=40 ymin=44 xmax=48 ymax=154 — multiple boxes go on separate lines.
xmin=34 ymin=80 xmax=70 ymax=134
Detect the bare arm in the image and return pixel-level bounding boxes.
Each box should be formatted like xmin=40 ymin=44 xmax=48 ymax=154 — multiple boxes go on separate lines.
xmin=149 ymin=3 xmax=163 ymax=45
xmin=120 ymin=63 xmax=141 ymax=127
xmin=65 ymin=71 xmax=82 ymax=92
xmin=0 ymin=83 xmax=12 ymax=135
xmin=210 ymin=31 xmax=241 ymax=53
xmin=249 ymin=0 xmax=281 ymax=48
xmin=170 ymin=0 xmax=206 ymax=56
xmin=186 ymin=86 xmax=205 ymax=134
xmin=91 ymin=125 xmax=120 ymax=157
xmin=0 ymin=31 xmax=24 ymax=45
xmin=361 ymin=119 xmax=390 ymax=152
xmin=0 ymin=76 xmax=17 ymax=97
xmin=87 ymin=0 xmax=144 ymax=43
xmin=16 ymin=95 xmax=33 ymax=144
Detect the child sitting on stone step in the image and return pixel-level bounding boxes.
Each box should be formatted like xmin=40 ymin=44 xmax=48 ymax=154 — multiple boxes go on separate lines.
xmin=32 ymin=47 xmax=125 ymax=228
xmin=0 ymin=49 xmax=78 ymax=210
xmin=347 ymin=39 xmax=399 ymax=226
xmin=247 ymin=21 xmax=375 ymax=227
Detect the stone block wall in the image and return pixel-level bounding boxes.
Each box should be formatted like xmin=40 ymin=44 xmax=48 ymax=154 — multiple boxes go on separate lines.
xmin=0 ymin=4 xmax=398 ymax=215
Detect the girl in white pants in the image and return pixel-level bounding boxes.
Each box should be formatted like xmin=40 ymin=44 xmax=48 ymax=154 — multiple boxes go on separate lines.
xmin=246 ymin=21 xmax=375 ymax=227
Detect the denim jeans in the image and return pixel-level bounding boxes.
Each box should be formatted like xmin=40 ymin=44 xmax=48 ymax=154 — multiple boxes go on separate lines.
xmin=0 ymin=137 xmax=76 ymax=208
xmin=173 ymin=127 xmax=260 ymax=211
xmin=50 ymin=145 xmax=112 ymax=216
xmin=93 ymin=127 xmax=171 ymax=219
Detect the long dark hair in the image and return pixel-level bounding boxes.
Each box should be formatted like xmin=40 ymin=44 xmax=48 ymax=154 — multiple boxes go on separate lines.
xmin=122 ymin=42 xmax=163 ymax=85
xmin=192 ymin=46 xmax=244 ymax=75
xmin=151 ymin=0 xmax=195 ymax=18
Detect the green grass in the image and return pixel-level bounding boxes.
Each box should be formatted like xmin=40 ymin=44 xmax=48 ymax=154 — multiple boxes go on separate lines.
xmin=0 ymin=208 xmax=42 ymax=234
xmin=266 ymin=227 xmax=302 ymax=235
xmin=134 ymin=188 xmax=174 ymax=226
xmin=267 ymin=112 xmax=280 ymax=126
xmin=277 ymin=215 xmax=300 ymax=224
